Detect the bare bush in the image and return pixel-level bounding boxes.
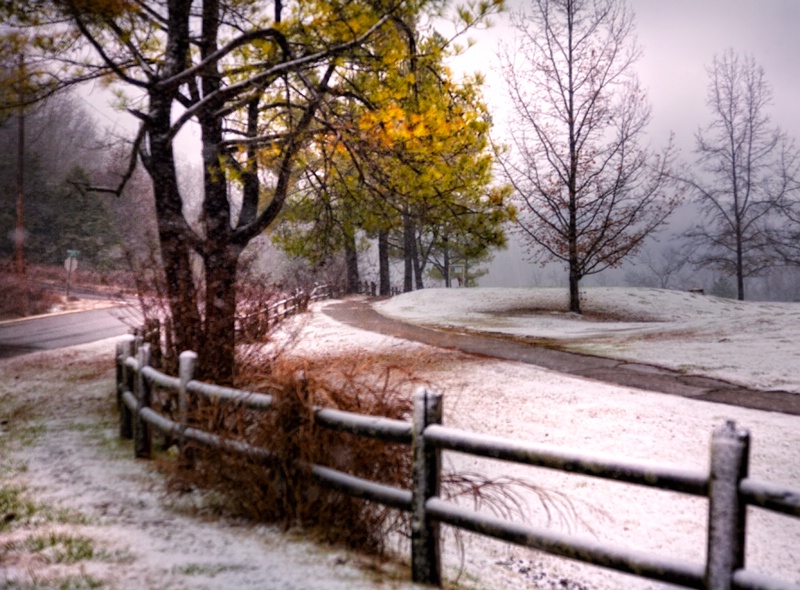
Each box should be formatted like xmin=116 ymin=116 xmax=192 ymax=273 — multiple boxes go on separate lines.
xmin=0 ymin=268 xmax=60 ymax=318
xmin=154 ymin=348 xmax=584 ymax=557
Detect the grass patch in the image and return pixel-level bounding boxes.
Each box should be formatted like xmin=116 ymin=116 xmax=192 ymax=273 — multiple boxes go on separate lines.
xmin=0 ymin=485 xmax=39 ymax=532
xmin=0 ymin=395 xmax=45 ymax=452
xmin=0 ymin=574 xmax=104 ymax=590
xmin=5 ymin=532 xmax=98 ymax=564
xmin=24 ymin=532 xmax=96 ymax=563
xmin=172 ymin=563 xmax=248 ymax=576
xmin=14 ymin=424 xmax=47 ymax=448
xmin=0 ymin=485 xmax=90 ymax=532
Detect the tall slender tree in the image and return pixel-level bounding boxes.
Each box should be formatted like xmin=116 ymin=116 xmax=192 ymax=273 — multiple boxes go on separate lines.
xmin=683 ymin=50 xmax=800 ymax=300
xmin=499 ymin=0 xmax=678 ymax=313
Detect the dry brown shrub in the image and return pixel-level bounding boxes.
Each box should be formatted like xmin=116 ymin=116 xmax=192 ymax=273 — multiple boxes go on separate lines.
xmin=158 ymin=350 xmax=422 ymax=552
xmin=0 ymin=270 xmax=61 ymax=318
xmin=155 ymin=345 xmax=589 ymax=558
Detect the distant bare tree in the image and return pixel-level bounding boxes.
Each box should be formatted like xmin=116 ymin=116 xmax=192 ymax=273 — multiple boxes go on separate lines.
xmin=498 ymin=0 xmax=679 ymax=313
xmin=769 ymin=187 xmax=800 ymax=268
xmin=681 ymin=50 xmax=800 ymax=300
xmin=624 ymin=244 xmax=688 ymax=290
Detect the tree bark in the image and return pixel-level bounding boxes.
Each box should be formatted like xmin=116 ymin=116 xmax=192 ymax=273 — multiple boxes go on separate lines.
xmin=147 ymin=90 xmax=203 ymax=359
xmin=201 ymin=245 xmax=241 ymax=385
xmin=413 ymin=242 xmax=425 ymax=290
xmin=379 ymin=230 xmax=390 ymax=295
xmin=443 ymin=238 xmax=451 ymax=288
xmin=403 ymin=211 xmax=414 ymax=292
xmin=344 ymin=231 xmax=360 ymax=294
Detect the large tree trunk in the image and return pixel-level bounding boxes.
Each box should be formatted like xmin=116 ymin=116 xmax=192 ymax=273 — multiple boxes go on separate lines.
xmin=143 ymin=1 xmax=202 ymax=359
xmin=378 ymin=230 xmax=390 ymax=295
xmin=158 ymin=224 xmax=202 ymax=357
xmin=147 ymin=101 xmax=203 ymax=358
xmin=196 ymin=0 xmax=241 ymax=384
xmin=201 ymin=245 xmax=241 ymax=385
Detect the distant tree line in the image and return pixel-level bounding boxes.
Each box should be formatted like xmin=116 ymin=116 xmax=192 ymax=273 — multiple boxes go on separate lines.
xmin=0 ymin=96 xmax=124 ymax=271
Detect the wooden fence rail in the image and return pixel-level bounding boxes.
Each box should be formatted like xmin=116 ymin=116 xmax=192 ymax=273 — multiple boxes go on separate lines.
xmin=235 ymin=284 xmax=334 ymax=335
xmin=114 ymin=337 xmax=800 ymax=590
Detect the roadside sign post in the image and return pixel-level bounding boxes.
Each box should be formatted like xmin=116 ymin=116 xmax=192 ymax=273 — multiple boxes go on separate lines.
xmin=64 ymin=250 xmax=80 ymax=300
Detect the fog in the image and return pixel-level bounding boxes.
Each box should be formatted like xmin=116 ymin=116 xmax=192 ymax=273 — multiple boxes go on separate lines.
xmin=452 ymin=1 xmax=800 ymax=295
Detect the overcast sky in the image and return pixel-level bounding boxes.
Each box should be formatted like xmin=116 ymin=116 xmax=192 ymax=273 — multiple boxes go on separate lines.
xmin=449 ymin=0 xmax=800 ymax=288
xmin=81 ymin=1 xmax=800 ymax=158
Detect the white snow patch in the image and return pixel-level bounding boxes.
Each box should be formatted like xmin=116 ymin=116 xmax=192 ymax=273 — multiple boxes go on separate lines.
xmin=376 ymin=287 xmax=800 ymax=393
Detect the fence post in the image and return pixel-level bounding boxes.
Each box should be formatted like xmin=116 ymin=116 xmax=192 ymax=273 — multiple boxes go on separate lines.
xmin=411 ymin=387 xmax=442 ymax=586
xmin=178 ymin=350 xmax=198 ymax=461
xmin=135 ymin=344 xmax=152 ymax=459
xmin=706 ymin=420 xmax=750 ymax=590
xmin=143 ymin=318 xmax=161 ymax=370
xmin=119 ymin=336 xmax=135 ymax=440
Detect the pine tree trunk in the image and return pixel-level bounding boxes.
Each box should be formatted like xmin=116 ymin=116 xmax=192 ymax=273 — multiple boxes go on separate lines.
xmin=403 ymin=211 xmax=414 ymax=292
xmin=443 ymin=241 xmax=451 ymax=288
xmin=344 ymin=231 xmax=360 ymax=294
xmin=413 ymin=251 xmax=424 ymax=290
xmin=379 ymin=230 xmax=390 ymax=295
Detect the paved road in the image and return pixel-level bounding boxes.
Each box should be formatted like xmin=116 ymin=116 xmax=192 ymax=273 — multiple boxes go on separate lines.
xmin=324 ymin=299 xmax=800 ymax=416
xmin=0 ymin=307 xmax=136 ymax=359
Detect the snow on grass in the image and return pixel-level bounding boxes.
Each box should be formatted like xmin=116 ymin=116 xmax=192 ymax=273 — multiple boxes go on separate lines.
xmin=294 ymin=298 xmax=800 ymax=589
xmin=0 ymin=338 xmax=424 ymax=590
xmin=376 ymin=287 xmax=800 ymax=393
xmin=2 ymin=288 xmax=799 ymax=590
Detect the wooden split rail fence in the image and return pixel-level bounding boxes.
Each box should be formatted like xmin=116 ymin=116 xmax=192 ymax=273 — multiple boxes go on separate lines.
xmin=115 ymin=339 xmax=800 ymax=590
xmin=236 ymin=284 xmax=334 ymax=335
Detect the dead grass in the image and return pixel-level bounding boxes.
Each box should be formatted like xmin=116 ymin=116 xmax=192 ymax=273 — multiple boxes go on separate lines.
xmin=0 ymin=272 xmax=61 ymax=319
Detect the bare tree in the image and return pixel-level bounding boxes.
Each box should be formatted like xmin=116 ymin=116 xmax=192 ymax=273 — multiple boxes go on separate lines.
xmin=499 ymin=0 xmax=678 ymax=313
xmin=769 ymin=178 xmax=800 ymax=269
xmin=623 ymin=244 xmax=689 ymax=290
xmin=681 ymin=50 xmax=800 ymax=301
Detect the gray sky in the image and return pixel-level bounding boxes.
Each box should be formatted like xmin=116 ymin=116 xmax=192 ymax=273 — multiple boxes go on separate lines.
xmin=634 ymin=0 xmax=800 ymax=146
xmin=455 ymin=0 xmax=800 ymax=152
xmin=453 ymin=0 xmax=800 ymax=287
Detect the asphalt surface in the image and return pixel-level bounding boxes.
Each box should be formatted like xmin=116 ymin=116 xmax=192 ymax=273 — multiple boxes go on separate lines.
xmin=0 ymin=307 xmax=134 ymax=359
xmin=324 ymin=299 xmax=800 ymax=417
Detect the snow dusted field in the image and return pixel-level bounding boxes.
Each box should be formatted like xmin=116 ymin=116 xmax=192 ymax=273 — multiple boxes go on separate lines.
xmin=376 ymin=287 xmax=800 ymax=394
xmin=2 ymin=287 xmax=799 ymax=589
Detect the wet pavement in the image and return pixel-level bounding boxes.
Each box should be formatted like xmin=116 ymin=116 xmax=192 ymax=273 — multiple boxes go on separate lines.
xmin=323 ymin=299 xmax=800 ymax=416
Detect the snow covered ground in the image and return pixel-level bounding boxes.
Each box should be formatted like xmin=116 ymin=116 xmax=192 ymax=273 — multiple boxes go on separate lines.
xmin=2 ymin=287 xmax=799 ymax=589
xmin=376 ymin=287 xmax=800 ymax=394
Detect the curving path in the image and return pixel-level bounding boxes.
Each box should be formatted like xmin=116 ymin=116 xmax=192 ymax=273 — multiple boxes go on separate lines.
xmin=323 ymin=299 xmax=800 ymax=417
xmin=0 ymin=306 xmax=136 ymax=359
